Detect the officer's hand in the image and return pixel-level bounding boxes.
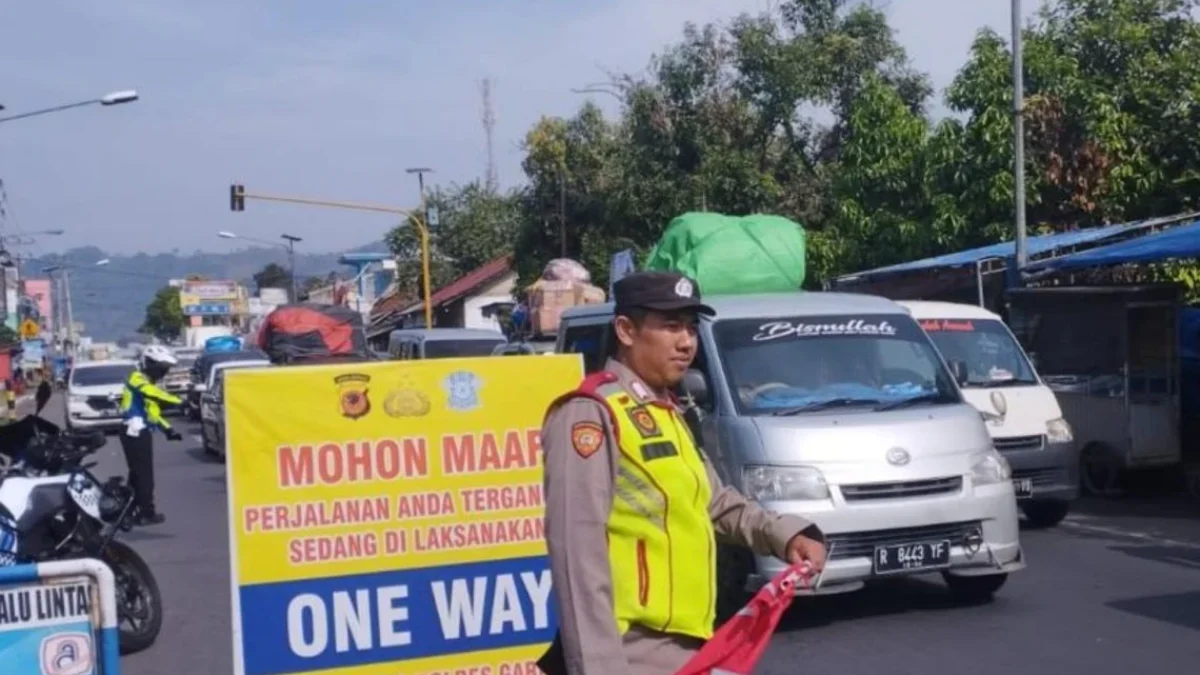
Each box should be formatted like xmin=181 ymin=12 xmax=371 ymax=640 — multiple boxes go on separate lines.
xmin=164 ymin=429 xmax=183 ymax=442
xmin=785 ymin=534 xmax=827 ymax=573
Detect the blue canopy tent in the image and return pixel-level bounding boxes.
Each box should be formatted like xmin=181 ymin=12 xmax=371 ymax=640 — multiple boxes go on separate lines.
xmin=1024 ymin=218 xmax=1200 ymax=272
xmin=836 ymin=221 xmax=1141 ymax=283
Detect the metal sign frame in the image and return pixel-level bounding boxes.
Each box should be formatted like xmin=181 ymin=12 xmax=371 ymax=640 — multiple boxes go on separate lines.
xmin=0 ymin=558 xmax=121 ymax=675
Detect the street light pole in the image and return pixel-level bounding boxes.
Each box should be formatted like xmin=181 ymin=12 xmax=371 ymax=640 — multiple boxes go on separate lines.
xmin=406 ymin=168 xmax=435 ymax=328
xmin=281 ymin=234 xmax=302 ymax=302
xmin=1012 ymin=0 xmax=1028 ymax=272
xmin=0 ymin=90 xmax=139 ymax=124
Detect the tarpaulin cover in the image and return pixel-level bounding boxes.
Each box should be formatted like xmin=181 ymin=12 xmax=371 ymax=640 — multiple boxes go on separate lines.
xmin=644 ymin=212 xmax=806 ymax=295
xmin=674 ymin=563 xmax=813 ymax=675
xmin=1026 ymin=218 xmax=1200 ymax=272
xmin=256 ymin=303 xmax=368 ymax=365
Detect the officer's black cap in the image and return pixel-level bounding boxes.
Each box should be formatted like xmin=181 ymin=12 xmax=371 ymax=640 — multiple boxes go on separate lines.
xmin=613 ymin=271 xmax=715 ymax=317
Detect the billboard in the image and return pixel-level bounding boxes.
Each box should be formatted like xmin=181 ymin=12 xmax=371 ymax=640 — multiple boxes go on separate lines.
xmin=22 ymin=279 xmax=53 ymax=333
xmin=181 ymin=280 xmax=239 ymax=316
xmin=225 ymin=355 xmax=583 ymax=675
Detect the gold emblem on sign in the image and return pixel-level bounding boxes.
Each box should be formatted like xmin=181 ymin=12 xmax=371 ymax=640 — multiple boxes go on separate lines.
xmin=384 ymin=377 xmax=431 ymax=418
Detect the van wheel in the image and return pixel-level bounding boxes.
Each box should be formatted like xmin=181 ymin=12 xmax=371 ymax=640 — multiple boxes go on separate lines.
xmin=715 ymin=545 xmax=753 ymax=626
xmin=1021 ymin=500 xmax=1069 ymax=528
xmin=943 ymin=573 xmax=1007 ymax=604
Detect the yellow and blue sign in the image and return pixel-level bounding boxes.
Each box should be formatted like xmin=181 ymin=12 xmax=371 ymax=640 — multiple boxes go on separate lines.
xmin=225 ymin=355 xmax=583 ymax=675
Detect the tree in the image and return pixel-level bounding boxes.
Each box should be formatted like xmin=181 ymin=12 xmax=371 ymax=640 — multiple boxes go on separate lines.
xmin=253 ymin=263 xmax=291 ymax=291
xmin=385 ymin=180 xmax=522 ymax=294
xmin=140 ymin=286 xmax=184 ymax=341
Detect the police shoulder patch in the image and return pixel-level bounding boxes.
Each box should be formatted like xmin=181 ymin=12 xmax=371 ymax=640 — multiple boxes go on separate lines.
xmin=627 ymin=406 xmax=661 ymax=438
xmin=570 ymin=421 xmax=605 ymax=459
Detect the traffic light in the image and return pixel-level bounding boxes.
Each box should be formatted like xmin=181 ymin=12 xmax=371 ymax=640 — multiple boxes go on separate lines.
xmin=230 ymin=183 xmax=246 ymax=212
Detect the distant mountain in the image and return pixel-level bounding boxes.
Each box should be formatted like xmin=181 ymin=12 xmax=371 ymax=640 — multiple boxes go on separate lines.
xmin=25 ymin=240 xmax=390 ymax=340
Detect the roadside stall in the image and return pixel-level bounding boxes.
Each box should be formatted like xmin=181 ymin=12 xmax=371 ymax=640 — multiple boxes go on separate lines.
xmin=1006 ymin=285 xmax=1182 ymax=496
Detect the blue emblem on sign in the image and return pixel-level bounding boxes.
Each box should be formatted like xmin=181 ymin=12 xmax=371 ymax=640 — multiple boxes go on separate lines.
xmin=443 ymin=371 xmax=481 ymax=412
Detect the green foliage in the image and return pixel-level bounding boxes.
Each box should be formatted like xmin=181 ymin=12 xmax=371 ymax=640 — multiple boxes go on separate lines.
xmin=0 ymin=325 xmax=19 ymax=347
xmin=379 ymin=0 xmax=1200 ymax=297
xmin=385 ymin=180 xmax=522 ymax=295
xmin=140 ymin=286 xmax=184 ymax=341
xmin=253 ymin=263 xmax=291 ymax=291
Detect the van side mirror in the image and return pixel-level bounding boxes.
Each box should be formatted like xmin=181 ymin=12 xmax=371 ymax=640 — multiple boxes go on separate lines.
xmin=948 ymin=359 xmax=969 ymax=387
xmin=681 ymin=369 xmax=710 ymax=408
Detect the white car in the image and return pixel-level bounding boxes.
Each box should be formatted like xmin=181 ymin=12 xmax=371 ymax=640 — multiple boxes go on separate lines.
xmin=199 ymin=359 xmax=270 ymax=457
xmin=65 ymin=359 xmax=138 ymax=431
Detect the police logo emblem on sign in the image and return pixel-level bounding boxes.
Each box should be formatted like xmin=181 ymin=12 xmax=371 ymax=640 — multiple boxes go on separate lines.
xmin=628 ymin=406 xmax=661 ymax=438
xmin=40 ymin=632 xmax=93 ymax=675
xmin=334 ymin=373 xmax=371 ymax=420
xmin=443 ymin=371 xmax=482 ymax=412
xmin=384 ymin=385 xmax=431 ymax=418
xmin=571 ymin=421 xmax=605 ymax=458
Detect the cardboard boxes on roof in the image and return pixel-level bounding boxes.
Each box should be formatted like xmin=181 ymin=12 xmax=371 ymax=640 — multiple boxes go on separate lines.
xmin=526 ymin=259 xmax=606 ymax=336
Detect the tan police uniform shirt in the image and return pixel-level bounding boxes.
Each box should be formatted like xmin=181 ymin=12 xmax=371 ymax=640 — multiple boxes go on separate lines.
xmin=542 ymin=358 xmax=814 ymax=675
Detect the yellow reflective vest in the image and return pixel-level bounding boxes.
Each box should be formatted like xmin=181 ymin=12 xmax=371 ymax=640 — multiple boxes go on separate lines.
xmin=582 ymin=373 xmax=717 ymax=640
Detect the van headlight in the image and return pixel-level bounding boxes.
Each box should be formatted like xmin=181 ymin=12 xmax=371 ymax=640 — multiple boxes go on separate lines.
xmin=742 ymin=465 xmax=830 ymax=501
xmin=1046 ymin=417 xmax=1073 ymax=443
xmin=970 ymin=451 xmax=1011 ymax=486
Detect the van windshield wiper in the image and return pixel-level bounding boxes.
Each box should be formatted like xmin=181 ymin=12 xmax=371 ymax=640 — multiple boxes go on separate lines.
xmin=967 ymin=378 xmax=1039 ymax=388
xmin=873 ymin=393 xmax=951 ymax=412
xmin=770 ymin=398 xmax=881 ymax=416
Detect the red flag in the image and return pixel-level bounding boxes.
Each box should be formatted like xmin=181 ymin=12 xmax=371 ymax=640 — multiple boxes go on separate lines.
xmin=674 ymin=563 xmax=814 ymax=675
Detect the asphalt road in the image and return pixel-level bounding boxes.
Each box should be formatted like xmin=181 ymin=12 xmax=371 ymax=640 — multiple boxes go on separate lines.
xmin=47 ymin=399 xmax=1200 ymax=675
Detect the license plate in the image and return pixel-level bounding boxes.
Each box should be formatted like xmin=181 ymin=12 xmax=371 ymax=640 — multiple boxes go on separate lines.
xmin=1013 ymin=478 xmax=1033 ymax=499
xmin=874 ymin=540 xmax=951 ymax=575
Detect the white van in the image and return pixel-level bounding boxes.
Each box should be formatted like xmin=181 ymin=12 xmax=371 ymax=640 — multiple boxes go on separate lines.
xmin=558 ymin=293 xmax=1023 ymax=608
xmin=899 ymin=301 xmax=1078 ymax=527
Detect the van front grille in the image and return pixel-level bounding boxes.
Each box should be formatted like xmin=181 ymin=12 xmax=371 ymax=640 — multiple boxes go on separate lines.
xmin=826 ymin=521 xmax=983 ymax=559
xmin=993 ymin=435 xmax=1045 ymax=452
xmin=840 ymin=476 xmax=962 ymax=501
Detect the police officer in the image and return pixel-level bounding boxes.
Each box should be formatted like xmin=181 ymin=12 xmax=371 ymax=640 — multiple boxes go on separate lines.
xmin=540 ymin=271 xmax=827 ymax=675
xmin=119 ymin=344 xmax=184 ymax=525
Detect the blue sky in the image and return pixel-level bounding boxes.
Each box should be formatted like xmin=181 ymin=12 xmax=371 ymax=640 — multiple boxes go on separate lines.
xmin=0 ymin=1 xmax=1036 ymax=256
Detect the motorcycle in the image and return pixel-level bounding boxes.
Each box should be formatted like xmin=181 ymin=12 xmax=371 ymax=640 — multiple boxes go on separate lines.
xmin=0 ymin=382 xmax=163 ymax=655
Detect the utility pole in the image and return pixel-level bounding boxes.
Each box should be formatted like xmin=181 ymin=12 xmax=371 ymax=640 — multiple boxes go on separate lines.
xmin=558 ymin=167 xmax=567 ymax=257
xmin=1012 ymin=0 xmax=1028 ymax=271
xmin=406 ymin=168 xmax=435 ymax=328
xmin=63 ymin=268 xmax=74 ymax=355
xmin=281 ymin=234 xmax=302 ymax=301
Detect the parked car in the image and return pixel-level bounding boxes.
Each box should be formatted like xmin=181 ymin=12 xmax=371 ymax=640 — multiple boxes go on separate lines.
xmin=64 ymin=359 xmax=138 ymax=432
xmin=200 ymin=358 xmax=270 ymax=458
xmin=184 ymin=349 xmax=268 ymax=420
xmin=899 ymin=301 xmax=1078 ymax=527
xmin=557 ymin=292 xmax=1023 ymax=611
xmin=162 ymin=347 xmax=202 ymax=409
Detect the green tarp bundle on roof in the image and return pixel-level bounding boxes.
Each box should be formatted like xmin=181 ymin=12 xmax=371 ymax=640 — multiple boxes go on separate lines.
xmin=643 ymin=212 xmax=806 ymax=295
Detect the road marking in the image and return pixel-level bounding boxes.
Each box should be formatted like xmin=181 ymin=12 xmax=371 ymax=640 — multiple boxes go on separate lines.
xmin=1061 ymin=516 xmax=1200 ymax=550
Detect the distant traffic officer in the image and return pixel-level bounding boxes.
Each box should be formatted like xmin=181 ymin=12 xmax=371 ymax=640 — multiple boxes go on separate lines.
xmin=539 ymin=271 xmax=827 ymax=675
xmin=119 ymin=344 xmax=184 ymax=525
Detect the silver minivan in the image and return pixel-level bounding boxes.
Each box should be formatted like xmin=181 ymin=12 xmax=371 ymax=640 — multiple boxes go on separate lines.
xmin=556 ymin=292 xmax=1023 ymax=607
xmin=387 ymin=328 xmax=506 ymax=360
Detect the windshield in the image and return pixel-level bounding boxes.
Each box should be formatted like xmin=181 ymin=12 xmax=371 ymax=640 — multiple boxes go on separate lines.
xmin=919 ymin=318 xmax=1038 ymax=387
xmin=71 ymin=364 xmax=135 ymax=388
xmin=423 ymin=339 xmax=505 ymax=359
xmin=714 ymin=314 xmax=960 ymax=415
